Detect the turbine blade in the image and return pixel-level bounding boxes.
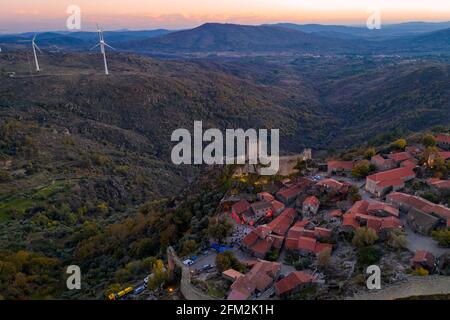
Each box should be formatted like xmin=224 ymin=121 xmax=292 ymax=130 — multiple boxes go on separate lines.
xmin=104 ymin=43 xmax=115 ymax=50
xmin=34 ymin=43 xmax=43 ymax=53
xmin=90 ymin=43 xmax=100 ymax=50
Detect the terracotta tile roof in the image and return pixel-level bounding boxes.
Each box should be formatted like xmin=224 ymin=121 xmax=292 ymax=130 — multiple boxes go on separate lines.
xmin=348 ymin=200 xmax=370 ymax=215
xmin=367 ymin=167 xmax=415 ymax=185
xmin=303 ymin=196 xmax=320 ymax=207
xmin=222 ymin=269 xmax=244 ymax=281
xmin=294 ymin=220 xmax=310 ymax=228
xmin=327 ymin=160 xmax=354 ymax=170
xmin=436 ymin=134 xmax=450 ymax=144
xmin=243 ymin=230 xmax=259 ymax=247
xmin=427 ymin=178 xmax=450 ymax=190
xmin=387 ymin=192 xmax=450 ymax=220
xmin=316 ymin=178 xmax=344 ymax=190
xmin=227 ymin=288 xmax=251 ymax=300
xmin=330 ymin=209 xmax=343 ymax=217
xmin=250 ymin=238 xmax=273 ymax=257
xmin=274 ymin=271 xmax=317 ymax=296
xmin=276 ymin=185 xmax=303 ymax=200
xmin=411 ymin=250 xmax=435 ymax=266
xmin=400 ymin=159 xmax=418 ymax=169
xmin=228 ymin=260 xmax=280 ymax=300
xmin=342 ymin=213 xmax=359 ymax=229
xmin=367 ymin=201 xmax=400 ymax=217
xmin=297 ymin=236 xmax=317 ymax=252
xmin=387 ymin=152 xmax=414 ymax=163
xmin=380 ymin=216 xmax=403 ymax=229
xmin=314 ymin=227 xmax=332 ymax=238
xmin=250 ymin=200 xmax=272 ymax=213
xmin=232 ymin=199 xmax=250 ymax=215
xmin=438 ymin=152 xmax=450 ymax=160
xmin=267 ymin=234 xmax=284 ymax=249
xmin=267 ymin=208 xmax=296 ymax=235
xmin=258 ymin=192 xmax=275 ymax=202
xmin=270 ymin=200 xmax=285 ymax=212
xmin=254 ymin=225 xmax=271 ymax=238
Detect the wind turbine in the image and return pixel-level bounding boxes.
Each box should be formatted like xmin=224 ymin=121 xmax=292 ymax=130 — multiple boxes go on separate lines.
xmin=31 ymin=34 xmax=42 ymax=71
xmin=91 ymin=24 xmax=115 ymax=75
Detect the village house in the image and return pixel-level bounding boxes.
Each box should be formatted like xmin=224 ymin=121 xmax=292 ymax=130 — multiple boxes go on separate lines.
xmin=270 ymin=200 xmax=285 ymax=216
xmin=222 ymin=269 xmax=244 ymax=282
xmin=250 ymin=201 xmax=273 ymax=221
xmin=285 ymin=220 xmax=333 ymax=255
xmin=365 ymin=167 xmax=416 ymax=197
xmin=276 ymin=185 xmax=303 ymax=204
xmin=371 ymin=155 xmax=396 ymax=171
xmin=241 ymin=208 xmax=296 ymax=258
xmin=227 ymin=260 xmax=281 ymax=300
xmin=386 ymin=192 xmax=450 ymax=235
xmin=231 ymin=199 xmax=251 ymax=217
xmin=367 ymin=201 xmax=400 ymax=218
xmin=266 ymin=208 xmax=297 ymax=236
xmin=426 ymin=178 xmax=450 ymax=193
xmin=274 ymin=271 xmax=318 ymax=297
xmin=387 ymin=151 xmax=414 ymax=164
xmin=302 ymin=196 xmax=320 ymax=216
xmin=436 ymin=134 xmax=450 ymax=150
xmin=316 ymin=178 xmax=344 ymax=192
xmin=257 ymin=192 xmax=275 ymax=202
xmin=342 ymin=200 xmax=403 ymax=237
xmin=327 ymin=160 xmax=354 ymax=176
xmin=400 ymin=158 xmax=418 ymax=170
xmin=405 ymin=146 xmax=423 ymax=156
xmin=411 ymin=250 xmax=436 ymax=271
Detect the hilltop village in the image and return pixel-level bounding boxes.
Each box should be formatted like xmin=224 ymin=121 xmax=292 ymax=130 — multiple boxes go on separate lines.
xmin=173 ymin=133 xmax=450 ymax=300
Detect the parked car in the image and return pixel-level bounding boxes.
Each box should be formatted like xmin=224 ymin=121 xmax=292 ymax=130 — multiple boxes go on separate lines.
xmin=182 ymin=259 xmax=194 ymax=266
xmin=199 ymin=264 xmax=214 ymax=271
xmin=133 ymin=286 xmax=145 ymax=295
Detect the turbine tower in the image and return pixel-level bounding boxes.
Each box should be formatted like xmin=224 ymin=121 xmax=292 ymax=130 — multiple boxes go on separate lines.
xmin=91 ymin=24 xmax=115 ymax=75
xmin=32 ymin=35 xmax=42 ymax=71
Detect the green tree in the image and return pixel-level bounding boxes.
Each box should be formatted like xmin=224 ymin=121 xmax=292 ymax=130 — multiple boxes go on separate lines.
xmin=316 ymin=248 xmax=332 ymax=270
xmin=387 ymin=229 xmax=408 ymax=249
xmin=352 ymin=227 xmax=379 ymax=248
xmin=431 ymin=229 xmax=450 ymax=247
xmin=208 ymin=220 xmax=233 ymax=244
xmin=391 ymin=138 xmax=407 ymax=150
xmin=352 ymin=160 xmax=372 ymax=179
xmin=180 ymin=239 xmax=198 ymax=256
xmin=147 ymin=259 xmax=167 ymax=291
xmin=215 ymin=251 xmax=244 ymax=273
xmin=357 ymin=246 xmax=381 ymax=267
xmin=364 ymin=148 xmax=376 ymax=160
xmin=422 ymin=134 xmax=436 ymax=147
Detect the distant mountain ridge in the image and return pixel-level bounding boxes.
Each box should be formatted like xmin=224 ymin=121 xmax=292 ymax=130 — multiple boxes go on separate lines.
xmin=119 ymin=23 xmax=367 ymax=54
xmin=1 ymin=22 xmax=449 ymax=55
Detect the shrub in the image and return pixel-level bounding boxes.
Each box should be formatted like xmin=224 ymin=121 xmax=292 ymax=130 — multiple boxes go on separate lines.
xmin=431 ymin=229 xmax=450 ymax=247
xmin=413 ymin=267 xmax=429 ymax=276
xmin=352 ymin=227 xmax=379 ymax=247
xmin=357 ymin=246 xmax=381 ymax=267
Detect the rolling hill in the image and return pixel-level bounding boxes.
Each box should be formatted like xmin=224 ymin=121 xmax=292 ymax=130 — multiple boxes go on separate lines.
xmin=119 ymin=23 xmax=364 ymax=54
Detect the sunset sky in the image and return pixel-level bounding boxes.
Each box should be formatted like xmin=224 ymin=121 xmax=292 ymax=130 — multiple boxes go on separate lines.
xmin=0 ymin=0 xmax=449 ymax=32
